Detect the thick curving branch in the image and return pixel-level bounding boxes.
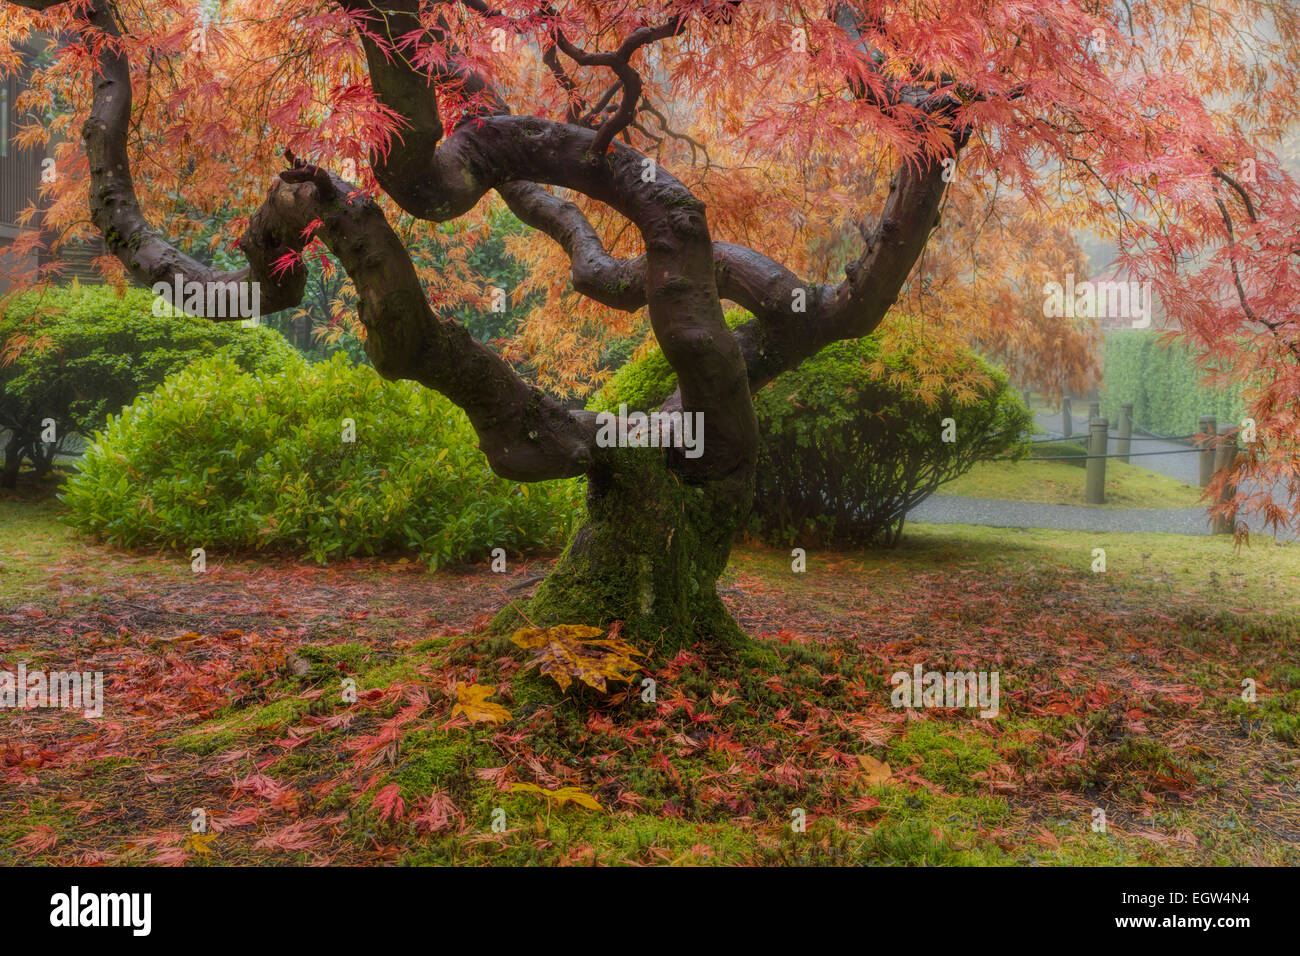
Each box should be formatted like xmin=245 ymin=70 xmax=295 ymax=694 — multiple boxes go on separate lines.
xmin=341 ymin=0 xmax=756 ymax=479
xmin=733 ymin=152 xmax=955 ymax=387
xmin=271 ymin=161 xmax=595 ymax=480
xmin=496 ymin=180 xmax=648 ymax=312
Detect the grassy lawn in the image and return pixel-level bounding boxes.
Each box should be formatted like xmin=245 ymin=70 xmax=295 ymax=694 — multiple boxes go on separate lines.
xmin=2 ymin=486 xmax=1298 ymax=866
xmin=940 ymin=442 xmax=1206 ymax=508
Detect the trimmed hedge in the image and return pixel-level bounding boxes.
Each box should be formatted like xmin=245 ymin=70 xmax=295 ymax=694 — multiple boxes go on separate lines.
xmin=1099 ymin=332 xmax=1244 ymax=436
xmin=62 ymin=352 xmax=582 ymax=567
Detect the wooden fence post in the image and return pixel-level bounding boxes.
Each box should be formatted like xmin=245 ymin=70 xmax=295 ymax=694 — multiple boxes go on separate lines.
xmin=1117 ymin=403 xmax=1133 ymax=464
xmin=1198 ymin=415 xmax=1216 ymax=488
xmin=1212 ymin=425 xmax=1238 ymax=535
xmin=1086 ymin=417 xmax=1108 ymax=504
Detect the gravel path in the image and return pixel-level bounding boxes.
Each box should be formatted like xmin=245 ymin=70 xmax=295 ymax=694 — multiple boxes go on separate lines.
xmin=908 ymin=494 xmax=1217 ymax=535
xmin=910 ymin=493 xmax=1297 ymax=539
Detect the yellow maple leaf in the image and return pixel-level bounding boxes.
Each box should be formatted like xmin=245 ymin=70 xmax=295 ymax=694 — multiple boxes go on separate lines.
xmin=511 ymin=623 xmax=604 ymax=648
xmin=510 ymin=624 xmax=643 ymax=693
xmin=185 ymin=832 xmax=218 ymax=856
xmin=856 ymin=755 xmax=894 ymax=787
xmin=510 ymin=782 xmax=603 ymax=812
xmin=451 ymin=683 xmax=512 ymax=724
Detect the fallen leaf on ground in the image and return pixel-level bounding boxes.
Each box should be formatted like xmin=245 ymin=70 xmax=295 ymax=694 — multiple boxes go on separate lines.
xmin=857 ymin=755 xmax=895 ymax=787
xmin=451 ymin=683 xmax=512 ymax=724
xmin=510 ymin=782 xmax=603 ymax=811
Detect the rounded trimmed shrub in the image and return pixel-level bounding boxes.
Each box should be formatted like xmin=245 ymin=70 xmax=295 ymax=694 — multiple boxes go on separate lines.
xmin=749 ymin=336 xmax=1032 ymax=547
xmin=590 ymin=313 xmax=1033 ymax=547
xmin=62 ymin=352 xmax=581 ymax=567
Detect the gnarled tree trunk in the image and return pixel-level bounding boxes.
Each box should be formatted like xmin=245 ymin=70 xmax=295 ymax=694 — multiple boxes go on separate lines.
xmin=1 ymin=432 xmax=25 ymax=489
xmin=31 ymin=439 xmax=57 ymax=479
xmin=500 ymin=446 xmax=755 ymax=654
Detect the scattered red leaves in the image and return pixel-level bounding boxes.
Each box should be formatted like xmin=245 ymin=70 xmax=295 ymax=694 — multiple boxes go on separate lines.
xmin=1 ymin=541 xmax=1295 ymax=865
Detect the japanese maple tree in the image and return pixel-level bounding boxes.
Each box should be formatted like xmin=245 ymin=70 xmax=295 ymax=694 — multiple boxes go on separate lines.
xmin=2 ymin=0 xmax=1298 ymax=650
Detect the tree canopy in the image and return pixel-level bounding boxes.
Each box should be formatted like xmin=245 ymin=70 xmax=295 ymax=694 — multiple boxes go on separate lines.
xmin=1 ymin=0 xmax=1298 ymax=639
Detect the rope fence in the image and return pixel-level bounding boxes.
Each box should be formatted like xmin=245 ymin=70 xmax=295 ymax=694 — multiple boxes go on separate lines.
xmin=1020 ymin=447 xmax=1200 ymax=461
xmin=1006 ymin=403 xmax=1238 ymax=530
xmin=1029 ymin=432 xmax=1202 ymax=444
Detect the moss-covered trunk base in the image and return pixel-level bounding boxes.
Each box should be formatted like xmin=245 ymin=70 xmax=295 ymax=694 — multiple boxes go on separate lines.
xmin=493 ymin=448 xmax=753 ymax=659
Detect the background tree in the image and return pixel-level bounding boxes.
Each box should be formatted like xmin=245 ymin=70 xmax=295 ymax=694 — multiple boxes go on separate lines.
xmin=0 ymin=285 xmax=294 ymax=486
xmin=2 ymin=0 xmax=1298 ymax=650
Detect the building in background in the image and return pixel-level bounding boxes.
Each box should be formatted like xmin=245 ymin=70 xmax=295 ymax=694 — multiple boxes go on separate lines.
xmin=0 ymin=39 xmax=102 ymax=295
xmin=0 ymin=59 xmax=42 ymax=295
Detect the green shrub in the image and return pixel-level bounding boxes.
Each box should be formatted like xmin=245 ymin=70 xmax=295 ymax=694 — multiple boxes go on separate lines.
xmin=1029 ymin=440 xmax=1089 ymax=468
xmin=0 ymin=285 xmax=295 ymax=485
xmin=1099 ymin=332 xmax=1245 ymax=436
xmin=62 ymin=352 xmax=582 ymax=567
xmin=592 ymin=314 xmax=1032 ymax=547
xmin=750 ymin=336 xmax=1032 ymax=547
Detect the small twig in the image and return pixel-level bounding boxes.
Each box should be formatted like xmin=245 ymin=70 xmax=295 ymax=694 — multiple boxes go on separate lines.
xmin=495 ymin=585 xmax=541 ymax=629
